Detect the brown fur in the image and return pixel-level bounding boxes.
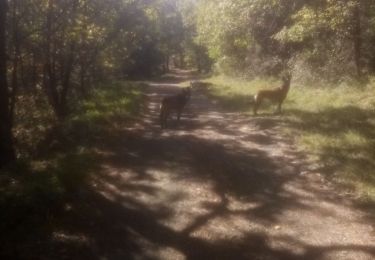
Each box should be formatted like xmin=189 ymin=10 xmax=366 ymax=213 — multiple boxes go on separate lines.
xmin=160 ymin=87 xmax=191 ymax=128
xmin=253 ymin=76 xmax=291 ymax=115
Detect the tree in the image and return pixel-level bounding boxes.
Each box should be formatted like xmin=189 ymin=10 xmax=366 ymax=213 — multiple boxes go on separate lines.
xmin=196 ymin=0 xmax=298 ymax=76
xmin=195 ymin=0 xmax=375 ymax=81
xmin=0 ymin=0 xmax=15 ymax=167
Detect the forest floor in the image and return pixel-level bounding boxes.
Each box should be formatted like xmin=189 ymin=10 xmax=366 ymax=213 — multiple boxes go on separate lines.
xmin=6 ymin=70 xmax=375 ymax=260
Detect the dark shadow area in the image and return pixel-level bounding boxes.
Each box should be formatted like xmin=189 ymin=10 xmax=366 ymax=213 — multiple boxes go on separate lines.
xmin=2 ymin=73 xmax=374 ymax=260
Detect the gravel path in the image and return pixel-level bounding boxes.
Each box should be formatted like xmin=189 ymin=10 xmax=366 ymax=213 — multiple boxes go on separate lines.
xmin=50 ymin=71 xmax=375 ymax=260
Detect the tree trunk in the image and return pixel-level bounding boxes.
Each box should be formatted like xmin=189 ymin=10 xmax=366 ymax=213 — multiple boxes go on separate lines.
xmin=10 ymin=52 xmax=18 ymax=128
xmin=353 ymin=1 xmax=362 ymax=78
xmin=59 ymin=42 xmax=76 ymax=119
xmin=43 ymin=0 xmax=66 ymax=121
xmin=196 ymin=50 xmax=202 ymax=73
xmin=179 ymin=50 xmax=185 ymax=69
xmin=0 ymin=0 xmax=16 ymax=167
xmin=10 ymin=0 xmax=20 ymax=128
xmin=79 ymin=62 xmax=87 ymax=97
xmin=166 ymin=54 xmax=170 ymax=72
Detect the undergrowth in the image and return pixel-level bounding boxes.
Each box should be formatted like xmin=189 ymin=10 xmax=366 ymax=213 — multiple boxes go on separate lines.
xmin=0 ymin=81 xmax=146 ymax=252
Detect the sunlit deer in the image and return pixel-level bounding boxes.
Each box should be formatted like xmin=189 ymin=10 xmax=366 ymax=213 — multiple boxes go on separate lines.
xmin=253 ymin=75 xmax=291 ymax=115
xmin=160 ymin=87 xmax=191 ymax=128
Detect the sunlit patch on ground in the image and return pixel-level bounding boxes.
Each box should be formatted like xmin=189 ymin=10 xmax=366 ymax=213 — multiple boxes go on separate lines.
xmin=52 ymin=231 xmax=90 ymax=245
xmin=189 ymin=214 xmax=263 ymax=241
xmin=126 ymin=228 xmax=187 ymax=260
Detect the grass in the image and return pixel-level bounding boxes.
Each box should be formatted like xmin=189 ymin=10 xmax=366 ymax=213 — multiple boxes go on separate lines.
xmin=203 ymin=75 xmax=375 ymax=201
xmin=73 ymin=81 xmax=145 ymax=123
xmin=0 ymin=80 xmax=146 ymax=250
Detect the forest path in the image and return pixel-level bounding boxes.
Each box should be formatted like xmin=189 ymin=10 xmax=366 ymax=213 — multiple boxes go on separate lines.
xmin=59 ymin=70 xmax=375 ymax=260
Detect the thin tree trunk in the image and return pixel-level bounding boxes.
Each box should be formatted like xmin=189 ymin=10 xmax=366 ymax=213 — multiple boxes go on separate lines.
xmin=353 ymin=1 xmax=362 ymax=78
xmin=79 ymin=62 xmax=87 ymax=97
xmin=179 ymin=50 xmax=185 ymax=69
xmin=0 ymin=0 xmax=16 ymax=167
xmin=10 ymin=53 xmax=18 ymax=128
xmin=43 ymin=0 xmax=65 ymax=121
xmin=166 ymin=54 xmax=170 ymax=72
xmin=10 ymin=0 xmax=20 ymax=128
xmin=196 ymin=50 xmax=202 ymax=73
xmin=59 ymin=42 xmax=76 ymax=119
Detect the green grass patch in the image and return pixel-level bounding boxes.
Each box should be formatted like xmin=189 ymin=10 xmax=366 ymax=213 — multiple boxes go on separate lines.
xmin=199 ymin=75 xmax=279 ymax=112
xmin=70 ymin=81 xmax=145 ymax=128
xmin=204 ymin=75 xmax=375 ymax=201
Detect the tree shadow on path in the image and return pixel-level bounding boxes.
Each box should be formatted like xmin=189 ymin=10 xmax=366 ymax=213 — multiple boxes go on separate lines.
xmin=4 ymin=72 xmax=375 ymax=260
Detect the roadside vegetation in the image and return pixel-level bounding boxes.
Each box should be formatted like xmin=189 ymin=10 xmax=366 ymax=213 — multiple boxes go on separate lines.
xmin=1 ymin=0 xmax=375 ymax=256
xmin=203 ymin=75 xmax=375 ymax=201
xmin=0 ymin=81 xmax=145 ymax=255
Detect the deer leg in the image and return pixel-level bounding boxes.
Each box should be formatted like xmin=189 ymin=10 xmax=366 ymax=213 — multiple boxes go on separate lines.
xmin=161 ymin=108 xmax=169 ymax=128
xmin=275 ymin=101 xmax=282 ymax=114
xmin=253 ymin=98 xmax=260 ymax=115
xmin=160 ymin=108 xmax=165 ymax=128
xmin=165 ymin=110 xmax=170 ymax=127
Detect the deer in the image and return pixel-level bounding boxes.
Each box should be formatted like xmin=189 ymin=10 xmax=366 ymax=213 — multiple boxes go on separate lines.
xmin=160 ymin=87 xmax=191 ymax=128
xmin=253 ymin=75 xmax=291 ymax=115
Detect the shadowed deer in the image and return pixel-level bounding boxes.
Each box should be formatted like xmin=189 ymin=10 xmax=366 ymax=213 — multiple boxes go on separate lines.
xmin=160 ymin=87 xmax=191 ymax=128
xmin=253 ymin=75 xmax=291 ymax=115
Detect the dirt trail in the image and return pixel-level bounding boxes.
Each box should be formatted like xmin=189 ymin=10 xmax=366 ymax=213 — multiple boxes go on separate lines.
xmin=54 ymin=71 xmax=375 ymax=260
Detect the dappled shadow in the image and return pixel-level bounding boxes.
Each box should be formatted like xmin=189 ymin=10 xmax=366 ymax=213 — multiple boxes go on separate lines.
xmin=285 ymin=106 xmax=375 ymax=188
xmin=283 ymin=105 xmax=375 ymax=238
xmin=27 ymin=188 xmax=375 ymax=260
xmin=3 ymin=73 xmax=375 ymax=259
xmin=287 ymin=106 xmax=375 ymax=137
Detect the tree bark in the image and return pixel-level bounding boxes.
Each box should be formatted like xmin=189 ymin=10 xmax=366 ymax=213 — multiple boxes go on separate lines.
xmin=10 ymin=0 xmax=20 ymax=128
xmin=0 ymin=0 xmax=16 ymax=167
xmin=353 ymin=1 xmax=362 ymax=78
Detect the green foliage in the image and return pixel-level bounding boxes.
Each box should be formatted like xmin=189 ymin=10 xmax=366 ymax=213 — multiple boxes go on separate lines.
xmin=0 ymin=148 xmax=98 ymax=249
xmin=0 ymin=161 xmax=64 ymax=232
xmin=196 ymin=0 xmax=296 ymax=76
xmin=72 ymin=81 xmax=145 ymax=124
xmin=6 ymin=0 xmax=196 ymax=126
xmin=13 ymin=80 xmax=145 ymax=160
xmin=53 ymin=150 xmax=98 ymax=192
xmin=196 ymin=0 xmax=375 ymax=80
xmin=14 ymin=89 xmax=56 ymax=158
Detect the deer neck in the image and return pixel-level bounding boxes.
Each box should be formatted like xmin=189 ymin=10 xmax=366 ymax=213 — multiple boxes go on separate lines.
xmin=281 ymin=82 xmax=290 ymax=93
